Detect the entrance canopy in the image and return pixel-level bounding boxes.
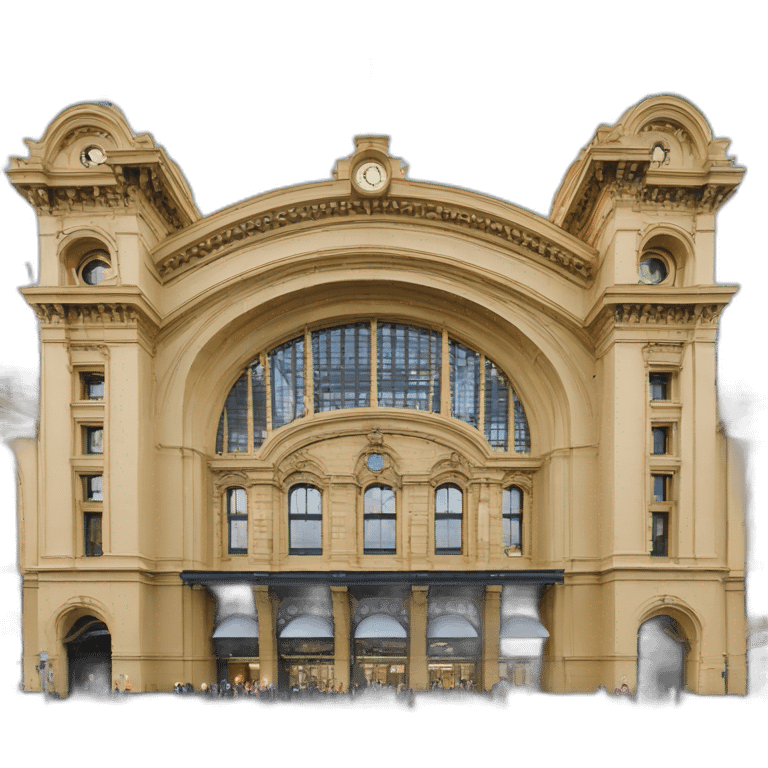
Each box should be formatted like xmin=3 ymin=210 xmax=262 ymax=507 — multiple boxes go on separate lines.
xmin=355 ymin=614 xmax=407 ymax=639
xmin=500 ymin=616 xmax=549 ymax=638
xmin=214 ymin=615 xmax=259 ymax=638
xmin=280 ymin=615 xmax=334 ymax=639
xmin=428 ymin=615 xmax=478 ymax=639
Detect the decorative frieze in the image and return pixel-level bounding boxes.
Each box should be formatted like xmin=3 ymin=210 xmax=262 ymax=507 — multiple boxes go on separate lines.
xmin=156 ymin=195 xmax=595 ymax=280
xmin=613 ymin=303 xmax=722 ymax=326
xmin=15 ymin=163 xmax=190 ymax=232
xmin=30 ymin=301 xmax=158 ymax=336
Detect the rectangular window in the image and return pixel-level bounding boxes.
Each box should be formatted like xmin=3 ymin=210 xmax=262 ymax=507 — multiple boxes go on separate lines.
xmin=313 ymin=323 xmax=371 ymax=412
xmin=83 ymin=475 xmax=103 ymax=502
xmin=364 ymin=485 xmax=396 ymax=553
xmin=652 ymin=426 xmax=669 ymax=455
xmin=450 ymin=340 xmax=480 ymax=427
xmin=435 ymin=484 xmax=463 ymax=554
xmin=83 ymin=426 xmax=104 ymax=454
xmin=227 ymin=488 xmax=248 ymax=555
xmin=81 ymin=372 xmax=104 ymax=400
xmin=271 ymin=337 xmax=306 ymax=429
xmin=289 ymin=485 xmax=322 ymax=555
xmin=84 ymin=512 xmax=103 ymax=557
xmin=378 ymin=323 xmax=441 ymax=411
xmin=652 ymin=474 xmax=669 ymax=502
xmin=650 ymin=372 xmax=671 ymax=401
xmin=651 ymin=512 xmax=669 ymax=557
xmin=502 ymin=487 xmax=523 ymax=553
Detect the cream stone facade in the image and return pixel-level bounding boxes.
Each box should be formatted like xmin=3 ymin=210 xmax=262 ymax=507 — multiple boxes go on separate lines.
xmin=8 ymin=95 xmax=747 ymax=697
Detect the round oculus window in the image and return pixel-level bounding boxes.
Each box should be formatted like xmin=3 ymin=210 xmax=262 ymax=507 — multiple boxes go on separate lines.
xmin=638 ymin=257 xmax=669 ymax=285
xmin=355 ymin=161 xmax=388 ymax=192
xmin=82 ymin=259 xmax=110 ymax=285
xmin=367 ymin=454 xmax=384 ymax=472
xmin=80 ymin=145 xmax=107 ymax=168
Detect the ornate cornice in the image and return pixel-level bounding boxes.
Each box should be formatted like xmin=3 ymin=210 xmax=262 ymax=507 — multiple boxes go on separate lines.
xmin=562 ymin=160 xmax=739 ymax=239
xmin=155 ymin=194 xmax=596 ymax=281
xmin=13 ymin=162 xmax=191 ymax=232
xmin=613 ymin=302 xmax=722 ymax=325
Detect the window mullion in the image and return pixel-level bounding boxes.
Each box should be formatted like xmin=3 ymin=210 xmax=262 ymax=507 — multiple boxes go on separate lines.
xmin=479 ymin=354 xmax=486 ymax=434
xmin=246 ymin=364 xmax=254 ymax=454
xmin=371 ymin=320 xmax=378 ymax=406
xmin=440 ymin=328 xmax=450 ymax=415
xmin=306 ymin=328 xmax=314 ymax=416
xmin=264 ymin=352 xmax=273 ymax=433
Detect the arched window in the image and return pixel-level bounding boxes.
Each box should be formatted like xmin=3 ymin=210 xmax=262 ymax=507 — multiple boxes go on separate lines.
xmin=289 ymin=484 xmax=322 ymax=555
xmin=435 ymin=483 xmax=463 ymax=555
xmin=226 ymin=487 xmax=248 ymax=554
xmin=364 ymin=484 xmax=396 ymax=554
xmin=503 ymin=486 xmax=523 ymax=554
xmin=215 ymin=321 xmax=531 ymax=454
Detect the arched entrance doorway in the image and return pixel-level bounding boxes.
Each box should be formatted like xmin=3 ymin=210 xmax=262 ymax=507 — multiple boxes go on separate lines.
xmin=64 ymin=615 xmax=111 ymax=695
xmin=637 ymin=615 xmax=688 ymax=699
xmin=213 ymin=614 xmax=260 ymax=687
xmin=427 ymin=614 xmax=480 ymax=690
xmin=352 ymin=613 xmax=408 ymax=690
xmin=499 ymin=615 xmax=549 ymax=689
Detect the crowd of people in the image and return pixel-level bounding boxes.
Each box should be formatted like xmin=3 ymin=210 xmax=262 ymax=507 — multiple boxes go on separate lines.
xmin=40 ymin=676 xmax=680 ymax=709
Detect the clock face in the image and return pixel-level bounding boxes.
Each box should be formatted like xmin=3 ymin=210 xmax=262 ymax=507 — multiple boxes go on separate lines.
xmin=355 ymin=161 xmax=388 ymax=192
xmin=639 ymin=257 xmax=668 ymax=285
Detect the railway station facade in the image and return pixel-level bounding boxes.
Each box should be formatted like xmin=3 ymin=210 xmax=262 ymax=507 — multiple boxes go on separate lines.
xmin=9 ymin=95 xmax=747 ymax=695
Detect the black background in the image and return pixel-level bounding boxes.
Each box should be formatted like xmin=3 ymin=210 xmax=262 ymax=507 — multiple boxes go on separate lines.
xmin=0 ymin=72 xmax=768 ymax=708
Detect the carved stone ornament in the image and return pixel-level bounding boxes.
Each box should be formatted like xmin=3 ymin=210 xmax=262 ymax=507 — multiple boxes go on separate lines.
xmin=367 ymin=429 xmax=385 ymax=446
xmin=613 ymin=303 xmax=722 ymax=326
xmin=642 ymin=342 xmax=685 ymax=366
xmin=30 ymin=301 xmax=157 ymax=335
xmin=16 ymin=163 xmax=190 ymax=232
xmin=155 ymin=195 xmax=595 ymax=280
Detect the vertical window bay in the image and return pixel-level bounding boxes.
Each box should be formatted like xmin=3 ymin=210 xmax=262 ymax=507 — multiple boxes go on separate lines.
xmin=513 ymin=389 xmax=531 ymax=453
xmin=251 ymin=360 xmax=267 ymax=449
xmin=313 ymin=323 xmax=371 ymax=412
xmin=378 ymin=323 xmax=441 ymax=411
xmin=224 ymin=373 xmax=249 ymax=452
xmin=450 ymin=340 xmax=480 ymax=427
xmin=271 ymin=337 xmax=305 ymax=428
xmin=484 ymin=358 xmax=509 ymax=450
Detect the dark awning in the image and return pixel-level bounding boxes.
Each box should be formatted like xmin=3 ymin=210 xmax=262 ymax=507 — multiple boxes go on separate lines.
xmin=182 ymin=569 xmax=565 ymax=587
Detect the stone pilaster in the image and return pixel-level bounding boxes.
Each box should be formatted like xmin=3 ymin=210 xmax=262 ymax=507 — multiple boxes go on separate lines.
xmin=408 ymin=586 xmax=429 ymax=690
xmin=481 ymin=585 xmax=502 ymax=690
xmin=253 ymin=586 xmax=277 ymax=686
xmin=331 ymin=586 xmax=351 ymax=691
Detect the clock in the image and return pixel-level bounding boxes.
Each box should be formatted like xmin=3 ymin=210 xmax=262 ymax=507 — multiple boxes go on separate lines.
xmin=354 ymin=160 xmax=388 ymax=192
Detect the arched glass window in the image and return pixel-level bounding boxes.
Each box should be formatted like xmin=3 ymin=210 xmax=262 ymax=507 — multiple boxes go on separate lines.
xmin=227 ymin=487 xmax=248 ymax=554
xmin=503 ymin=486 xmax=523 ymax=554
xmin=435 ymin=483 xmax=463 ymax=554
xmin=364 ymin=484 xmax=396 ymax=554
xmin=289 ymin=484 xmax=322 ymax=555
xmin=214 ymin=321 xmax=531 ymax=454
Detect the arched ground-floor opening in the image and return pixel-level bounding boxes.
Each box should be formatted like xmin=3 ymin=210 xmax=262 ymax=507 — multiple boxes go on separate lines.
xmin=64 ymin=615 xmax=112 ymax=695
xmin=637 ymin=614 xmax=689 ymax=699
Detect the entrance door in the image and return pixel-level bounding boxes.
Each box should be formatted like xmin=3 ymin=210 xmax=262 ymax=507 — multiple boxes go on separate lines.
xmin=637 ymin=615 xmax=687 ymax=698
xmin=65 ymin=616 xmax=111 ymax=695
